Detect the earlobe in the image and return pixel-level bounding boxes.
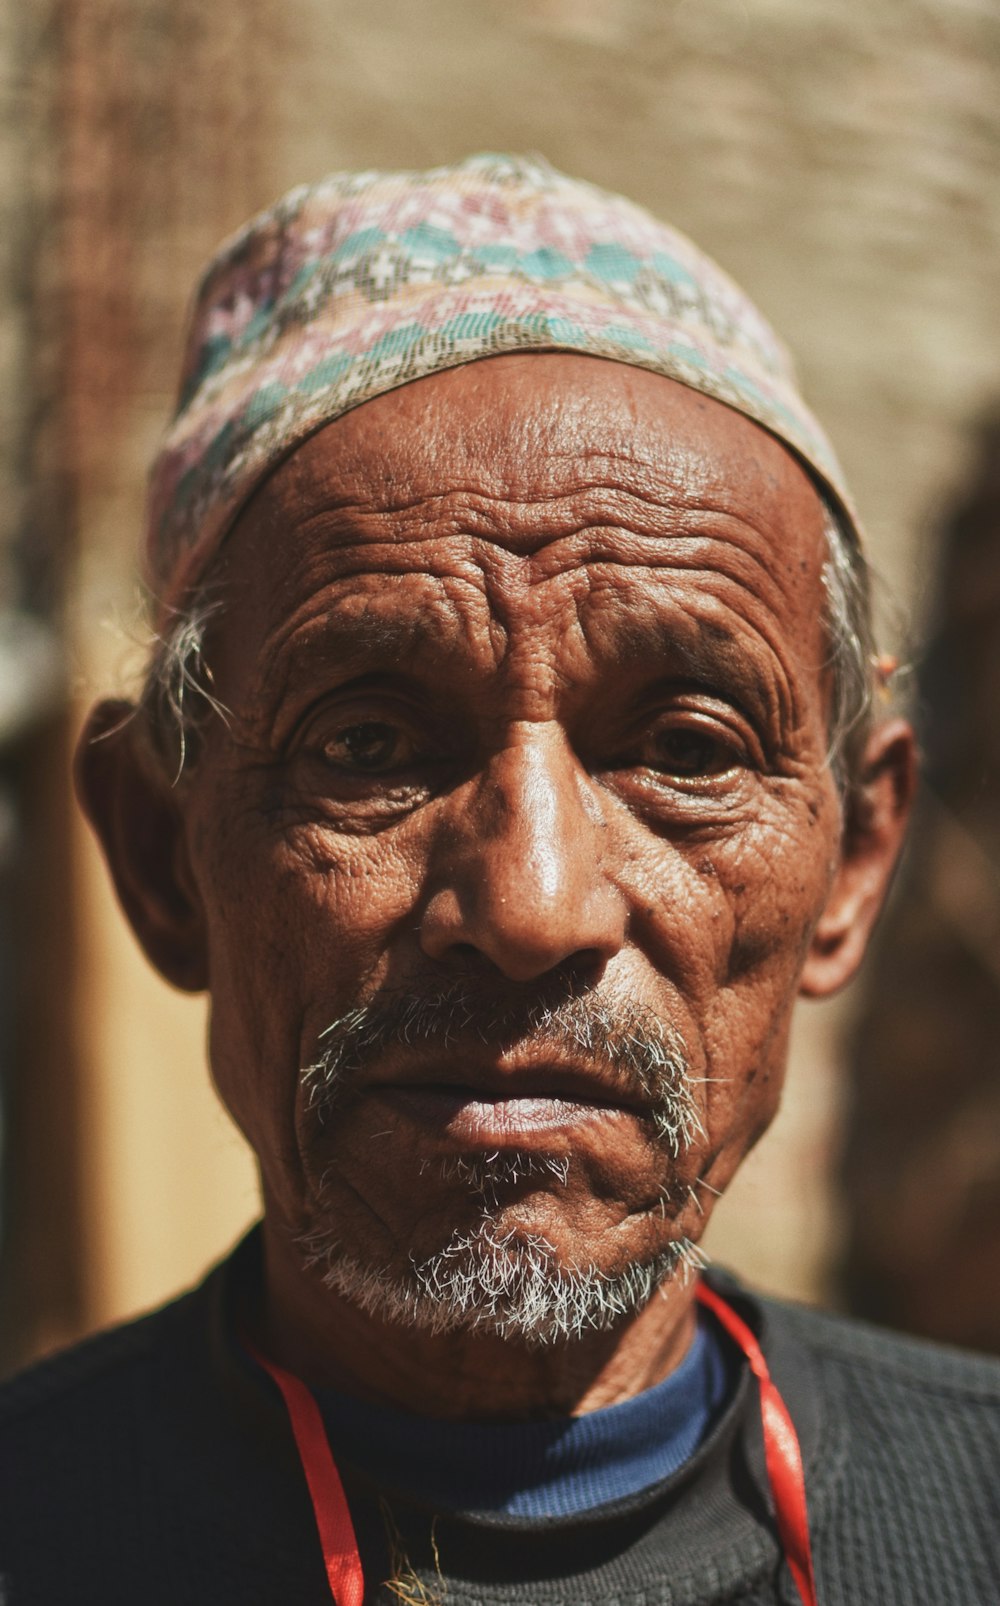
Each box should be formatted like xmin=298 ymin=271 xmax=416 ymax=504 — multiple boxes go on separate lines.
xmin=74 ymin=700 xmax=209 ymax=992
xmin=799 ymin=717 xmax=917 ymax=999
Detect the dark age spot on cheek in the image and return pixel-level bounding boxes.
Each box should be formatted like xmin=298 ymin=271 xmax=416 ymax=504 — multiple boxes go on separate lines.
xmin=726 ymin=922 xmax=782 ymax=983
xmin=727 ymin=895 xmax=818 ymax=983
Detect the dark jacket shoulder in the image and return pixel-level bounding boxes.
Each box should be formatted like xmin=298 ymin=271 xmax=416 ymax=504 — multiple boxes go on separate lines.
xmin=1 ymin=1298 xmax=179 ymax=1424
xmin=758 ymin=1284 xmax=1000 ymax=1400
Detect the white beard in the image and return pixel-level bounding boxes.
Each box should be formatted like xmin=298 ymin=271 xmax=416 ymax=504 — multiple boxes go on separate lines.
xmin=297 ymin=1207 xmax=707 ymax=1347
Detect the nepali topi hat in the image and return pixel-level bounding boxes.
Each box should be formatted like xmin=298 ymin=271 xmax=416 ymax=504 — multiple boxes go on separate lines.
xmin=146 ymin=152 xmax=859 ymax=617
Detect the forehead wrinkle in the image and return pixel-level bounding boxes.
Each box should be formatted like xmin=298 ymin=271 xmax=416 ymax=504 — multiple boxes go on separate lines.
xmin=499 ymin=513 xmax=819 ymax=622
xmin=291 ymin=474 xmax=797 ymax=563
xmin=471 ymin=546 xmax=814 ymax=743
xmin=249 ymin=539 xmax=548 ymax=689
xmin=292 ymin=443 xmax=685 ymax=523
xmin=267 ymin=447 xmax=822 ymax=622
xmin=526 ymin=530 xmax=822 ymax=657
xmin=229 ymin=492 xmax=824 ymax=739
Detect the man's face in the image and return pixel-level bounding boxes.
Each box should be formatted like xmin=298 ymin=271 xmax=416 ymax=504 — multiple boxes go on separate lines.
xmin=126 ymin=356 xmax=852 ymax=1337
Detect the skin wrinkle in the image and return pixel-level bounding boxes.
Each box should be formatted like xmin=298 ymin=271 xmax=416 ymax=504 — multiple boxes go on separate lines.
xmin=78 ymin=354 xmax=916 ymax=1418
xmin=235 ymin=564 xmax=804 ymax=773
xmin=249 ymin=576 xmax=504 ymax=727
xmin=235 ymin=525 xmax=802 ymax=721
xmin=267 ymin=501 xmax=794 ymax=597
xmin=288 ymin=531 xmax=786 ymax=642
xmin=276 ymin=399 xmax=749 ymax=534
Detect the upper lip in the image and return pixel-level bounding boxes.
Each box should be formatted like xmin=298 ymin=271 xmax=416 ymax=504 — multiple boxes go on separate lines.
xmin=360 ymin=1049 xmax=652 ymax=1112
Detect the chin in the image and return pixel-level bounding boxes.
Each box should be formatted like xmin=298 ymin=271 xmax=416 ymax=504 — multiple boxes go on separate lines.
xmin=294 ymin=1185 xmax=707 ymax=1347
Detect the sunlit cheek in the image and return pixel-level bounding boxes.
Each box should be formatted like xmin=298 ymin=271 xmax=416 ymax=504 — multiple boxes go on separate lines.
xmin=275 ymin=827 xmax=422 ymax=963
xmin=695 ymin=839 xmax=834 ymax=1185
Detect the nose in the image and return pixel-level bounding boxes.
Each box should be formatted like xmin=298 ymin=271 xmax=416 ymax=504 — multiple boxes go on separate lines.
xmin=419 ymin=728 xmax=626 ymax=982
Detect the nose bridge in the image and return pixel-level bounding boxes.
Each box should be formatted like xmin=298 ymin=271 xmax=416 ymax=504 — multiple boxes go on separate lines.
xmin=420 ymin=723 xmax=626 ymax=980
xmin=494 ymin=733 xmax=568 ymax=904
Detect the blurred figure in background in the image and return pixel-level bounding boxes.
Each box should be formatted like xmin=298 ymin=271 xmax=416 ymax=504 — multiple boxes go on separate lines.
xmin=845 ymin=413 xmax=1000 ymax=1354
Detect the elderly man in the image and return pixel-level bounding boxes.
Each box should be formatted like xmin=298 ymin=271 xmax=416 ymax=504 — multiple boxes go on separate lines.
xmin=2 ymin=154 xmax=998 ymax=1605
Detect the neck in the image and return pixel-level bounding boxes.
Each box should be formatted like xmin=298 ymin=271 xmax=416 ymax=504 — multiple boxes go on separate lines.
xmin=255 ymin=1221 xmax=699 ymax=1420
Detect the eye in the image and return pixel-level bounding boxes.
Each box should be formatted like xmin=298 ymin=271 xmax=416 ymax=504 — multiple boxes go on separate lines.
xmin=321 ymin=720 xmax=414 ymax=773
xmin=642 ymin=721 xmax=744 ymax=778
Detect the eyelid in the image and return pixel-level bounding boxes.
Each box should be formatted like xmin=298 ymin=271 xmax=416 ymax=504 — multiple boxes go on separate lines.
xmin=289 ymin=688 xmax=427 ymax=753
xmin=642 ymin=700 xmax=766 ymax=767
xmin=288 ymin=694 xmax=469 ymax=794
xmin=323 ymin=719 xmax=411 ymax=755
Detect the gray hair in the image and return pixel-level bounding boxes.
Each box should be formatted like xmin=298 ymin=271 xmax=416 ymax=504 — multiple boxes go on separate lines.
xmin=821 ymin=499 xmax=878 ymax=793
xmin=137 ymin=494 xmax=879 ymax=794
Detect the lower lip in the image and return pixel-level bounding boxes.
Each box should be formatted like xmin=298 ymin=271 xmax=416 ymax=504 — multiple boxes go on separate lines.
xmin=376 ymin=1087 xmax=630 ymax=1141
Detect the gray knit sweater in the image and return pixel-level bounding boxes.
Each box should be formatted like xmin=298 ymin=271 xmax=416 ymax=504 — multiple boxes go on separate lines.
xmin=2 ymin=1234 xmax=999 ymax=1605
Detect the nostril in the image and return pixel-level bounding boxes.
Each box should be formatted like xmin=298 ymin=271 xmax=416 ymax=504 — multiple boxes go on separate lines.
xmin=551 ymin=949 xmax=613 ymax=998
xmin=570 ymin=947 xmax=610 ymax=981
xmin=417 ymin=949 xmax=612 ymax=1007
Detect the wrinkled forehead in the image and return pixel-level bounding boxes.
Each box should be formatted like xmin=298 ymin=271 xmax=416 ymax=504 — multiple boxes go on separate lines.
xmin=203 ymin=358 xmax=832 ymax=715
xmin=216 ymin=357 xmax=826 ymax=597
xmin=225 ymin=356 xmax=829 ymax=574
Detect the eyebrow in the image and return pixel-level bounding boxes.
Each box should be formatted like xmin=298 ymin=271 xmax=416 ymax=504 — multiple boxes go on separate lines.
xmin=575 ymin=577 xmax=795 ymax=732
xmin=616 ymin=621 xmax=788 ymax=733
xmin=252 ymin=596 xmax=494 ymax=721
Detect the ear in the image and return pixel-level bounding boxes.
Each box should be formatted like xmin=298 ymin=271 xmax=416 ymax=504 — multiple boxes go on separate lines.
xmin=74 ymin=700 xmax=209 ymax=992
xmin=799 ymin=717 xmax=917 ymax=998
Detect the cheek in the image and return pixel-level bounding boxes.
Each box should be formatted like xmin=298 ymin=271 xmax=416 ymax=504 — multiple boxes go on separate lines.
xmin=630 ymin=813 xmax=835 ymax=1004
xmin=192 ymin=806 xmax=425 ymax=1172
xmin=699 ymin=813 xmax=840 ymax=1179
xmin=696 ymin=986 xmax=793 ymax=1197
xmin=628 ymin=792 xmax=839 ymax=1175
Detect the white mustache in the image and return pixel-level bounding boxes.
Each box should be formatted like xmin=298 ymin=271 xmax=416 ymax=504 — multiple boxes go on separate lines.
xmin=302 ymin=979 xmax=704 ymax=1157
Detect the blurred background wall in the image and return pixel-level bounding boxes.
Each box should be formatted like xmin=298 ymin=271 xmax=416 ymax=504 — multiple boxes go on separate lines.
xmin=1 ymin=0 xmax=999 ymax=1369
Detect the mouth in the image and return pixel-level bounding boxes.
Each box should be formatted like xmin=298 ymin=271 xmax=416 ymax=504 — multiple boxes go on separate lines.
xmin=374 ymin=1082 xmax=639 ymax=1141
xmin=353 ymin=1053 xmax=652 ymax=1147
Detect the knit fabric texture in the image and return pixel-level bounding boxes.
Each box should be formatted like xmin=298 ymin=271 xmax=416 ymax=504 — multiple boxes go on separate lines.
xmin=146 ymin=153 xmax=859 ymax=618
xmin=2 ymin=1242 xmax=999 ymax=1605
xmin=312 ymin=1313 xmax=731 ymax=1518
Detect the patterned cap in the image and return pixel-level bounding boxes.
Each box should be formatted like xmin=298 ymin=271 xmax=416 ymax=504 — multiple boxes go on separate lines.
xmin=147 ymin=152 xmax=858 ymax=612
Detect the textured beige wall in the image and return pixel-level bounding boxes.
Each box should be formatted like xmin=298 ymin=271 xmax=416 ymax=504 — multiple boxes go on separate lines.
xmin=57 ymin=0 xmax=1000 ymax=1335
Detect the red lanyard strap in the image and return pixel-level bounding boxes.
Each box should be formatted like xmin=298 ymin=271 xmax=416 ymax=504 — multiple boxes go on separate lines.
xmin=696 ymin=1281 xmax=819 ymax=1606
xmin=246 ymin=1285 xmax=817 ymax=1606
xmin=244 ymin=1338 xmax=365 ymax=1606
